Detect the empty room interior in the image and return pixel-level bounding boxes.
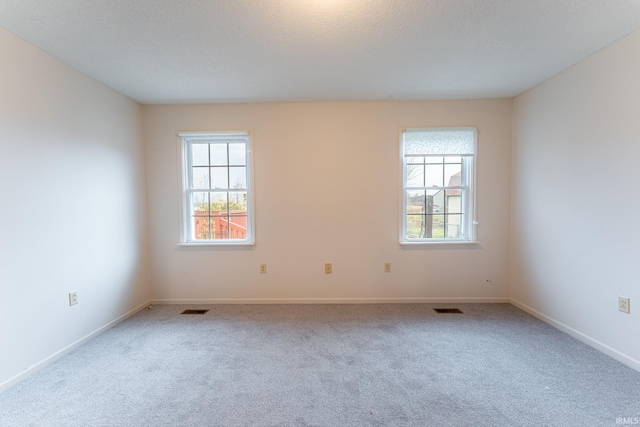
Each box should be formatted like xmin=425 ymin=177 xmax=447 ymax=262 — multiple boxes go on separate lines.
xmin=1 ymin=1 xmax=640 ymax=425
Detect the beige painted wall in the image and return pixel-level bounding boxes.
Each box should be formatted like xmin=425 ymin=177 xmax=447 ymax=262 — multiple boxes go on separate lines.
xmin=0 ymin=29 xmax=151 ymax=388
xmin=143 ymin=100 xmax=512 ymax=302
xmin=511 ymin=29 xmax=640 ymax=368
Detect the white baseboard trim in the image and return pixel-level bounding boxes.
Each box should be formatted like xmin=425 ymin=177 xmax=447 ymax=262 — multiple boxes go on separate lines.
xmin=0 ymin=300 xmax=152 ymax=394
xmin=511 ymin=299 xmax=640 ymax=373
xmin=150 ymin=297 xmax=510 ymax=305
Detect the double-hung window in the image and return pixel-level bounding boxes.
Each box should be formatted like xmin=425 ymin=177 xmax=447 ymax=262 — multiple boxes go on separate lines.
xmin=179 ymin=132 xmax=254 ymax=245
xmin=401 ymin=128 xmax=477 ymax=243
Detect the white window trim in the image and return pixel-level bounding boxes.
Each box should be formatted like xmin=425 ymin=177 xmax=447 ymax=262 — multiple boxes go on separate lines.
xmin=399 ymin=127 xmax=478 ymax=246
xmin=177 ymin=131 xmax=255 ymax=246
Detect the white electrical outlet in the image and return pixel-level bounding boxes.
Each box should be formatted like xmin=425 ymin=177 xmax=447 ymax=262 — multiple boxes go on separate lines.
xmin=260 ymin=264 xmax=267 ymax=274
xmin=384 ymin=263 xmax=391 ymax=273
xmin=324 ymin=263 xmax=332 ymax=274
xmin=69 ymin=291 xmax=78 ymax=306
xmin=618 ymin=296 xmax=630 ymax=314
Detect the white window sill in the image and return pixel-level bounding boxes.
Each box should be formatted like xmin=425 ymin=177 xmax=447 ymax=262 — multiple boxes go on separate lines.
xmin=177 ymin=241 xmax=255 ymax=248
xmin=399 ymin=240 xmax=479 ymax=246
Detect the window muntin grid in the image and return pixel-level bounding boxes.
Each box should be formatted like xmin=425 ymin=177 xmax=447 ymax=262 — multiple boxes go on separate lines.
xmin=405 ymin=156 xmax=467 ymax=239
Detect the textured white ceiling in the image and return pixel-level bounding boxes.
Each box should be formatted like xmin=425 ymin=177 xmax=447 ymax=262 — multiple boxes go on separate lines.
xmin=1 ymin=0 xmax=640 ymax=104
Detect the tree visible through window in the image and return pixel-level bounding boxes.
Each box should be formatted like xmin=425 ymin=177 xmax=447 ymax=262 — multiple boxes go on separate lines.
xmin=401 ymin=128 xmax=476 ymax=243
xmin=179 ymin=132 xmax=254 ymax=244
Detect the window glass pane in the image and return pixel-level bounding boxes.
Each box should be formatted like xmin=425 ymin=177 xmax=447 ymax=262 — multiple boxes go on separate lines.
xmin=444 ymin=164 xmax=462 ymax=186
xmin=210 ymin=144 xmax=227 ymax=166
xmin=210 ymin=192 xmax=228 ymax=214
xmin=406 ymin=163 xmax=424 ymax=188
xmin=229 ymin=215 xmax=248 ymax=240
xmin=425 ymin=156 xmax=444 ymax=164
xmin=429 ymin=189 xmax=444 ymax=213
xmin=430 ymin=215 xmax=444 ymax=238
xmin=192 ymin=192 xmax=210 ymax=214
xmin=405 ymin=215 xmax=425 ymax=239
xmin=192 ymin=216 xmax=211 ymax=240
xmin=445 ymin=189 xmax=463 ymax=214
xmin=229 ymin=167 xmax=247 ymax=189
xmin=229 ymin=192 xmax=247 ymax=213
xmin=211 ymin=215 xmax=229 ymax=240
xmin=406 ymin=156 xmax=424 ymax=164
xmin=229 ymin=143 xmax=246 ymax=165
xmin=406 ymin=190 xmax=426 ymax=214
xmin=192 ymin=167 xmax=210 ymax=189
xmin=407 ymin=214 xmax=443 ymax=238
xmin=192 ymin=144 xmax=209 ymax=166
xmin=445 ymin=214 xmax=462 ymax=238
xmin=444 ymin=156 xmax=462 ymax=164
xmin=425 ymin=164 xmax=444 ymax=187
xmin=210 ymin=167 xmax=228 ymax=189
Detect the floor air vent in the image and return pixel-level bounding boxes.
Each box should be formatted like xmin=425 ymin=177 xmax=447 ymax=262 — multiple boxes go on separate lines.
xmin=180 ymin=309 xmax=209 ymax=315
xmin=433 ymin=308 xmax=463 ymax=314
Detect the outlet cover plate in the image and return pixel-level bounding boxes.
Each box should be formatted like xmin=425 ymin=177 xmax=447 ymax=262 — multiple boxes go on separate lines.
xmin=618 ymin=296 xmax=630 ymax=314
xmin=69 ymin=291 xmax=78 ymax=306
